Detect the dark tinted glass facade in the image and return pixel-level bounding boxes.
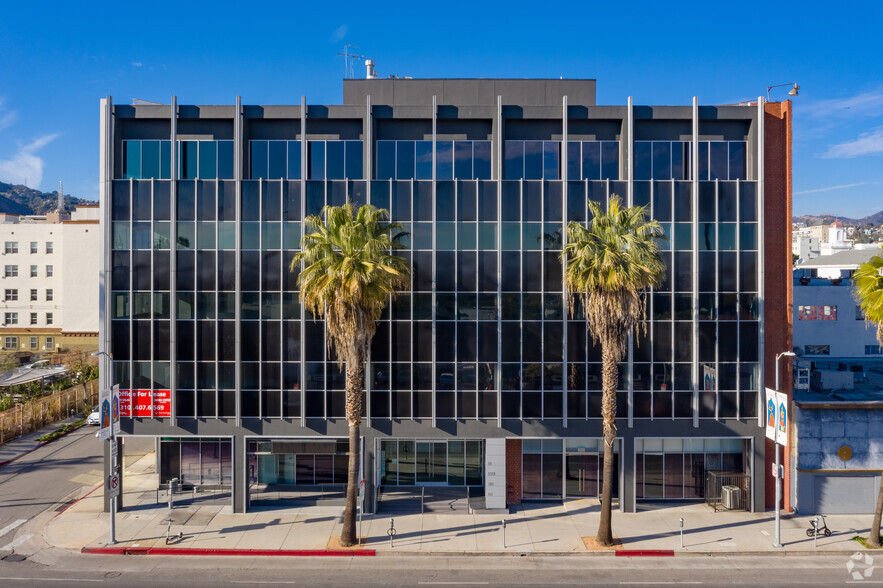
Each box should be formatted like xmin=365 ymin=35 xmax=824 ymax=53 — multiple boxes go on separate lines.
xmin=101 ymin=81 xmax=779 ymax=515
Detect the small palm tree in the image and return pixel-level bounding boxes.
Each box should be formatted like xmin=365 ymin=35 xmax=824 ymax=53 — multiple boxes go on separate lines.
xmin=291 ymin=203 xmax=411 ymax=547
xmin=854 ymin=246 xmax=883 ymax=547
xmin=561 ymin=195 xmax=665 ymax=546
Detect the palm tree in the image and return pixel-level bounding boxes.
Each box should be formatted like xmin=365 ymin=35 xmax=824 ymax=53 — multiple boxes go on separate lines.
xmin=291 ymin=203 xmax=411 ymax=547
xmin=560 ymin=195 xmax=665 ymax=546
xmin=854 ymin=246 xmax=883 ymax=547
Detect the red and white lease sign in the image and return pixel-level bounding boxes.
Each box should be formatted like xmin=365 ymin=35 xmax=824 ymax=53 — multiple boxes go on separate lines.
xmin=119 ymin=389 xmax=171 ymax=417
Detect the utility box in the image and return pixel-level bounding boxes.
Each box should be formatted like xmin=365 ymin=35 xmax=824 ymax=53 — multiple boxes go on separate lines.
xmin=810 ymin=370 xmax=854 ymax=392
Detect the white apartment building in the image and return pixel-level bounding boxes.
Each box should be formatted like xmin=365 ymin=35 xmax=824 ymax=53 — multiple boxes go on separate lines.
xmin=0 ymin=206 xmax=99 ymax=355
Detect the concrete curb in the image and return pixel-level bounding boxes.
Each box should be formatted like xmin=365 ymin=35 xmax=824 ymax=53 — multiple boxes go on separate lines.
xmin=81 ymin=546 xmax=376 ymax=557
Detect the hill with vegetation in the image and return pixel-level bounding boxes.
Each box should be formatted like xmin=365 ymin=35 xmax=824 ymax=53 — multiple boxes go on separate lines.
xmin=0 ymin=181 xmax=96 ymax=215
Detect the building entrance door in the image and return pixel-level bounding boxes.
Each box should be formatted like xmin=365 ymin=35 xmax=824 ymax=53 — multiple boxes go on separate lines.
xmin=565 ymin=454 xmax=599 ymax=497
xmin=415 ymin=441 xmax=447 ymax=484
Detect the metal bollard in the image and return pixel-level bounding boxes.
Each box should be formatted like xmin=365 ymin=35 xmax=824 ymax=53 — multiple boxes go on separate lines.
xmin=168 ymin=478 xmax=178 ymax=510
xmin=679 ymin=518 xmax=684 ymax=549
xmin=812 ymin=517 xmax=819 ymax=548
xmin=387 ymin=517 xmax=396 ymax=548
xmin=501 ymin=519 xmax=507 ymax=548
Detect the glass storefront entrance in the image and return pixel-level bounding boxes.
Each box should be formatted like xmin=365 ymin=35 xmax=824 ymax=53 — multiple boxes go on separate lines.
xmin=523 ymin=438 xmax=620 ymax=500
xmin=635 ymin=438 xmax=748 ymax=500
xmin=160 ymin=437 xmax=232 ymax=487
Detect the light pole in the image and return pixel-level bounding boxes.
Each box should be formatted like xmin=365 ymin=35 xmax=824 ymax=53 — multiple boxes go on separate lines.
xmin=774 ymin=350 xmax=795 ymax=548
xmin=91 ymin=350 xmax=116 ymax=545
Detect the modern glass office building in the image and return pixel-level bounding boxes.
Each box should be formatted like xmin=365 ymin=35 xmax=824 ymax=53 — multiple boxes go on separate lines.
xmin=99 ymin=79 xmax=793 ymax=514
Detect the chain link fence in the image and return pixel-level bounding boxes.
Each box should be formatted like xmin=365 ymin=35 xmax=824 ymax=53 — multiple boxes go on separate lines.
xmin=0 ymin=380 xmax=99 ymax=445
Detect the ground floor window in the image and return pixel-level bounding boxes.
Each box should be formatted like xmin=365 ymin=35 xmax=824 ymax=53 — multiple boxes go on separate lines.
xmin=379 ymin=439 xmax=483 ymax=486
xmin=522 ymin=438 xmax=620 ymax=500
xmin=246 ymin=439 xmax=349 ymax=485
xmin=160 ymin=437 xmax=232 ymax=486
xmin=634 ymin=437 xmax=747 ymax=500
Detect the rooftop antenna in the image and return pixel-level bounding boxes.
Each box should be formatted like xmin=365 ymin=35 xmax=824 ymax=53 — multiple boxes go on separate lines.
xmin=58 ymin=181 xmax=63 ymax=212
xmin=337 ymin=44 xmax=365 ymax=79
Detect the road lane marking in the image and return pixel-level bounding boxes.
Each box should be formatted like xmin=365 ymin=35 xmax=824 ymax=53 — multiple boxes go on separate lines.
xmin=0 ymin=578 xmax=102 ymax=583
xmin=418 ymin=583 xmax=490 ymax=585
xmin=1 ymin=533 xmax=33 ymax=551
xmin=0 ymin=519 xmax=27 ymax=538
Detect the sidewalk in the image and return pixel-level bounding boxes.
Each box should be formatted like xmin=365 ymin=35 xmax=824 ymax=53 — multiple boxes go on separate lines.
xmin=0 ymin=415 xmax=84 ymax=467
xmin=43 ymin=451 xmax=877 ymax=557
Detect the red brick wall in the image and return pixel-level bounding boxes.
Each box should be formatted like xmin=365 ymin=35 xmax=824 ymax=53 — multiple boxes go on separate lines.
xmin=763 ymin=100 xmax=794 ymax=511
xmin=505 ymin=439 xmax=522 ymax=504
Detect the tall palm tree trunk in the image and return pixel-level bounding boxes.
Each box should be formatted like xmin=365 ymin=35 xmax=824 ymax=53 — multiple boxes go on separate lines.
xmin=596 ymin=342 xmax=618 ymax=546
xmin=340 ymin=356 xmax=364 ymax=547
xmin=869 ymin=474 xmax=883 ymax=547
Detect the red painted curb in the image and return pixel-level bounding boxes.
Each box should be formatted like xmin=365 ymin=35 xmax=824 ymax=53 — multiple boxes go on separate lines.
xmin=82 ymin=546 xmax=376 ymax=557
xmin=615 ymin=550 xmax=675 ymax=557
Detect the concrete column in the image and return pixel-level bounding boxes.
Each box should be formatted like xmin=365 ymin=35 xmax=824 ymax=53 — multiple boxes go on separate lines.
xmin=485 ymin=438 xmax=506 ymax=509
xmin=233 ymin=435 xmax=247 ymax=513
xmin=619 ymin=437 xmax=635 ymax=513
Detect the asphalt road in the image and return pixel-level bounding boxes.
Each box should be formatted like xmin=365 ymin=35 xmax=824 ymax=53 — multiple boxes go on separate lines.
xmin=0 ymin=425 xmax=152 ymax=552
xmin=0 ymin=425 xmax=106 ymax=551
xmin=0 ymin=553 xmax=880 ymax=587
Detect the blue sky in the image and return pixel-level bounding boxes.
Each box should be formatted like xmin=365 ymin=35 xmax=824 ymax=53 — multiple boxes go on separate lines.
xmin=1 ymin=1 xmax=881 ymax=218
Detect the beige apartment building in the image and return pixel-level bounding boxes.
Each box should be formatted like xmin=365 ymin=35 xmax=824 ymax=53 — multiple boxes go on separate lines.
xmin=0 ymin=206 xmax=99 ymax=359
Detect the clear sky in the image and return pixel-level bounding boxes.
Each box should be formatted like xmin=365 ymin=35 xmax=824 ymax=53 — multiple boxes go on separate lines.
xmin=1 ymin=1 xmax=881 ymax=218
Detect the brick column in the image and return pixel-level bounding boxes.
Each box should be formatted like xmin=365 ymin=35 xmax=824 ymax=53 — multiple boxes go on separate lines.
xmin=763 ymin=100 xmax=794 ymax=511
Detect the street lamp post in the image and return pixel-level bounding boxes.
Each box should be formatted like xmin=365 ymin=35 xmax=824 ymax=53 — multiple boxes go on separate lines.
xmin=774 ymin=350 xmax=795 ymax=548
xmin=91 ymin=350 xmax=115 ymax=545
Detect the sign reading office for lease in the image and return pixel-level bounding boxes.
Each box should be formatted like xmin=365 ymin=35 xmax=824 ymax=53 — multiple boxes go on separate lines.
xmin=765 ymin=387 xmax=788 ymax=446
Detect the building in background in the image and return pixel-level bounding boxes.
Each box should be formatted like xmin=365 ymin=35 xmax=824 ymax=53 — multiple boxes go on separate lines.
xmin=0 ymin=206 xmax=100 ymax=359
xmin=99 ymin=78 xmax=792 ymax=516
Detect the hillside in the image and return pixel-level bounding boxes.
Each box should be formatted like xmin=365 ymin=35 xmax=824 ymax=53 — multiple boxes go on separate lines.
xmin=0 ymin=181 xmax=96 ymax=215
xmin=793 ymin=210 xmax=883 ymax=227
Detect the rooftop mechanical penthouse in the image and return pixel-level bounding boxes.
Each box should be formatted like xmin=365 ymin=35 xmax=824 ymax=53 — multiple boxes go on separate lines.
xmin=98 ymin=78 xmax=793 ymax=515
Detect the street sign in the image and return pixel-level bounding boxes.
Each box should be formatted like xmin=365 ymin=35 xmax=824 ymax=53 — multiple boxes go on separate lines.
xmin=776 ymin=393 xmax=789 ymax=446
xmin=108 ymin=473 xmax=120 ymax=498
xmin=110 ymin=439 xmax=118 ymax=463
xmin=111 ymin=384 xmax=120 ymax=435
xmin=98 ymin=387 xmax=112 ymax=441
xmin=765 ymin=388 xmax=788 ymax=446
xmin=770 ymin=463 xmax=784 ymax=478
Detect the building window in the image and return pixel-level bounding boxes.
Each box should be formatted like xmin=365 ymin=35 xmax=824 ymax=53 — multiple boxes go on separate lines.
xmin=30 ymin=312 xmax=37 ymax=325
xmin=566 ymin=141 xmax=621 ymax=181
xmin=798 ymin=305 xmax=837 ymax=320
xmin=46 ymin=265 xmax=53 ymax=277
xmin=30 ymin=241 xmax=37 ymax=254
xmin=4 ymin=312 xmax=18 ymax=325
xmin=29 ymin=336 xmax=38 ymax=350
xmin=30 ymin=289 xmax=37 ymax=301
xmin=45 ymin=336 xmax=54 ymax=350
xmin=178 ymin=140 xmax=234 ymax=180
xmin=45 ymin=242 xmax=53 ymax=254
xmin=804 ymin=345 xmax=830 ymax=356
xmin=4 ymin=289 xmax=17 ymax=301
xmin=856 ymin=305 xmax=865 ymax=320
xmin=4 ymin=241 xmax=18 ymax=254
xmin=376 ymin=140 xmax=491 ymax=181
xmin=122 ymin=140 xmax=172 ymax=179
xmin=248 ymin=140 xmax=303 ymax=180
xmin=45 ymin=312 xmax=53 ymax=325
xmin=504 ymin=140 xmax=562 ymax=180
xmin=46 ymin=289 xmax=53 ymax=301
xmin=4 ymin=336 xmax=18 ymax=349
xmin=305 ymin=140 xmax=363 ymax=180
xmin=4 ymin=265 xmax=18 ymax=277
xmin=29 ymin=265 xmax=37 ymax=277
xmin=866 ymin=345 xmax=883 ymax=355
